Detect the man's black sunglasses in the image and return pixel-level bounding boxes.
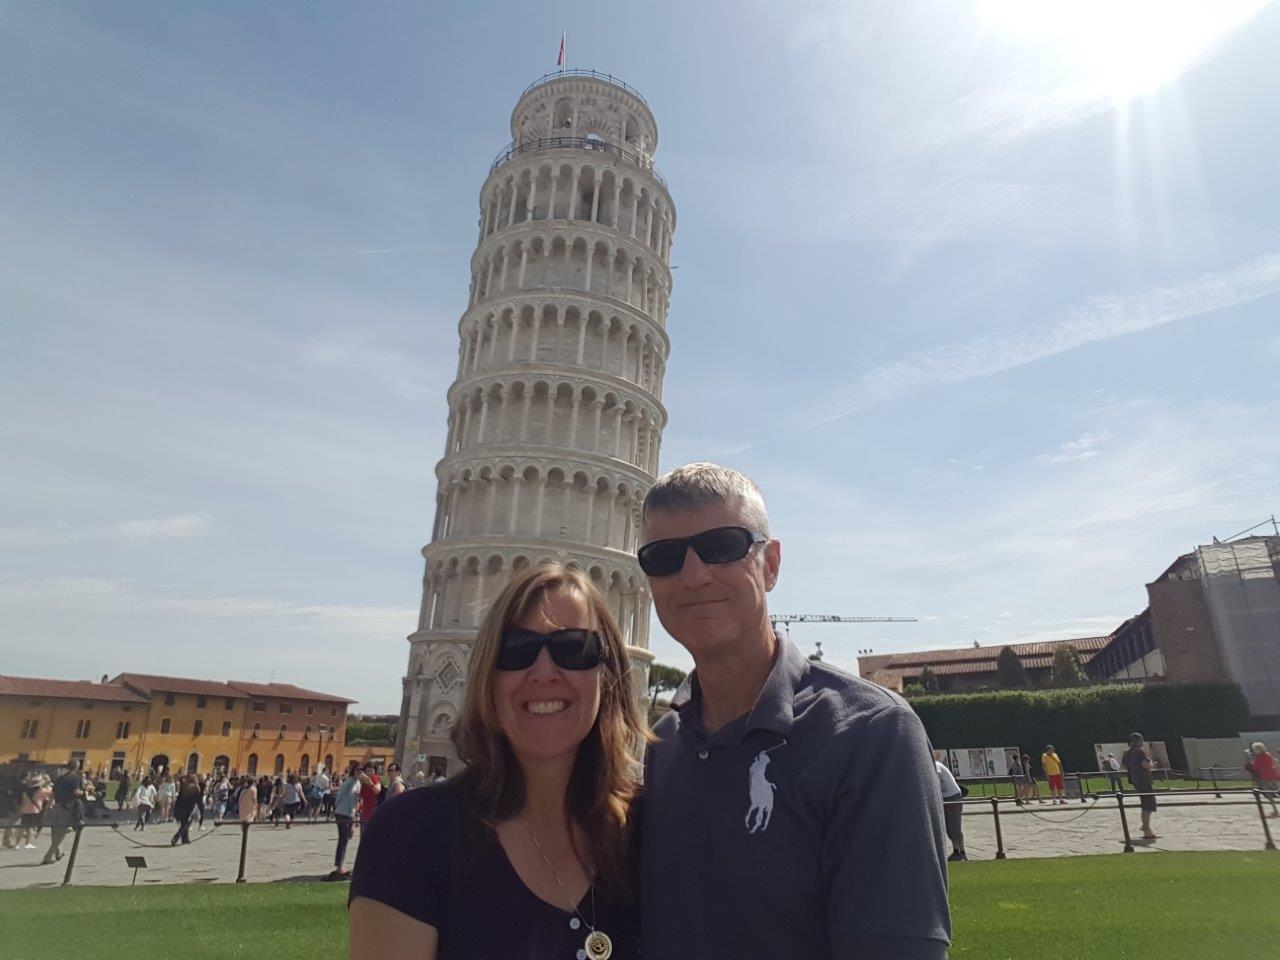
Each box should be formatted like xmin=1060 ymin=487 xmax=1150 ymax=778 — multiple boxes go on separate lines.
xmin=496 ymin=628 xmax=608 ymax=671
xmin=637 ymin=525 xmax=767 ymax=577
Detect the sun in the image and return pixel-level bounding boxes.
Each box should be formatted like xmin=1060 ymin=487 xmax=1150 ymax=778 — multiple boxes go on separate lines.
xmin=979 ymin=0 xmax=1270 ymax=105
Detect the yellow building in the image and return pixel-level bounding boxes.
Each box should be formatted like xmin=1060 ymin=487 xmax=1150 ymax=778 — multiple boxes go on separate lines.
xmin=226 ymin=681 xmax=354 ymax=778
xmin=112 ymin=673 xmax=251 ymax=777
xmin=0 ymin=675 xmax=150 ymax=776
xmin=3 ymin=672 xmax=356 ymax=779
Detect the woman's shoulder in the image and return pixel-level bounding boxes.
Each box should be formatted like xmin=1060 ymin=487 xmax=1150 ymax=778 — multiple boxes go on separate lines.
xmin=366 ymin=779 xmax=466 ymax=841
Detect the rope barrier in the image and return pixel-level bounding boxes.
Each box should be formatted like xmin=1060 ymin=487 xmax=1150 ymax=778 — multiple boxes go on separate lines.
xmin=106 ymin=821 xmax=226 ymax=849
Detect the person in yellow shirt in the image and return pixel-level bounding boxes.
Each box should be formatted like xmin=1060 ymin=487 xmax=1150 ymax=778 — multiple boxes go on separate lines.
xmin=1041 ymin=746 xmax=1067 ymax=805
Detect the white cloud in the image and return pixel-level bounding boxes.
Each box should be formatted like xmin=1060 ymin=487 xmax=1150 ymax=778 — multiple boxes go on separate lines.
xmin=823 ymin=251 xmax=1280 ymax=421
xmin=301 ymin=334 xmax=436 ymax=401
xmin=0 ymin=575 xmax=415 ymax=632
xmin=0 ymin=513 xmax=216 ymax=546
xmin=1035 ymin=432 xmax=1110 ymax=464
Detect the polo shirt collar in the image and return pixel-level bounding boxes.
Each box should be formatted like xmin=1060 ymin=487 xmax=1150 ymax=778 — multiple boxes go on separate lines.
xmin=670 ymin=632 xmax=807 ymax=740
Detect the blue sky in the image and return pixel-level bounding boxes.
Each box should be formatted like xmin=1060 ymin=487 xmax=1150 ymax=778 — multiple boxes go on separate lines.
xmin=3 ymin=2 xmax=1278 ymax=712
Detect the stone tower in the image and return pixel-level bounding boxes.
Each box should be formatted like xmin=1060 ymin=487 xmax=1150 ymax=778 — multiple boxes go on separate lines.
xmin=397 ymin=70 xmax=676 ymax=776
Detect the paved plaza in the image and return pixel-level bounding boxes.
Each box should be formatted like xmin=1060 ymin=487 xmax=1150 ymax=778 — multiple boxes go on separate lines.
xmin=1 ymin=793 xmax=1275 ymax=890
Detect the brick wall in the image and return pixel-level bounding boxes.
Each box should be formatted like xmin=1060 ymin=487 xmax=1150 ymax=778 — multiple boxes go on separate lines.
xmin=1146 ymin=578 xmax=1227 ymax=684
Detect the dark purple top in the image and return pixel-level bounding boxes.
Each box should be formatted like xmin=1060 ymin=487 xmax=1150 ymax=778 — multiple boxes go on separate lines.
xmin=348 ymin=781 xmax=642 ymax=960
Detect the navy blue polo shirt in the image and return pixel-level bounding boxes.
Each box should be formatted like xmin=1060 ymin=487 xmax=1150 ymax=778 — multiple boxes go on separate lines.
xmin=640 ymin=636 xmax=950 ymax=960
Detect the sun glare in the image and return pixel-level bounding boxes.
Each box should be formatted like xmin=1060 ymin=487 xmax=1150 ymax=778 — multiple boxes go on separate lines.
xmin=979 ymin=0 xmax=1270 ymax=104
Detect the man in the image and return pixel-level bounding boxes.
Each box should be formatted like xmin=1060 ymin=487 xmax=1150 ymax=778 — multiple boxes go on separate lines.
xmin=1102 ymin=753 xmax=1123 ymax=793
xmin=42 ymin=760 xmax=85 ymax=864
xmin=1120 ymin=732 xmax=1158 ymax=840
xmin=310 ymin=767 xmax=331 ymax=821
xmin=638 ymin=463 xmax=950 ymax=960
xmin=1041 ymin=745 xmax=1067 ymax=804
xmin=934 ymin=752 xmax=967 ymax=862
xmin=326 ymin=761 xmax=363 ymax=881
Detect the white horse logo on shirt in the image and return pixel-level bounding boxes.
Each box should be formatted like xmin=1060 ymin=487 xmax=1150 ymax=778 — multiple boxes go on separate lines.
xmin=745 ymin=750 xmax=777 ymax=833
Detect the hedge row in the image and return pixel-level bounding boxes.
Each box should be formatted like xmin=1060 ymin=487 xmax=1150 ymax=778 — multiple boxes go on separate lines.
xmin=906 ymin=682 xmax=1249 ymax=773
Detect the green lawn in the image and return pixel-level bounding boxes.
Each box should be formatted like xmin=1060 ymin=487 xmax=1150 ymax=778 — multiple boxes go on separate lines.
xmin=0 ymin=852 xmax=1275 ymax=958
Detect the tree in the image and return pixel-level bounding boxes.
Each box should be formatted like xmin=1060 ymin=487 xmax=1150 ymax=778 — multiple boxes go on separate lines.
xmin=996 ymin=646 xmax=1029 ymax=688
xmin=1049 ymin=643 xmax=1088 ymax=688
xmin=648 ymin=662 xmax=688 ymax=709
xmin=919 ymin=666 xmax=940 ymax=694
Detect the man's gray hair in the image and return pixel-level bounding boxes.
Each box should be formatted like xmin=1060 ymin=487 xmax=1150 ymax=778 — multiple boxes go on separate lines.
xmin=641 ymin=462 xmax=771 ymax=538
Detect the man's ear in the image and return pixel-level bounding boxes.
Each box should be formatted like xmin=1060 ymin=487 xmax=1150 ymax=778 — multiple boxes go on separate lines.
xmin=763 ymin=539 xmax=781 ymax=591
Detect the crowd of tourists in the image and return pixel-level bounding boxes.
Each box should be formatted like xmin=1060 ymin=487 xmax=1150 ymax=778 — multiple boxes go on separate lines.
xmin=1 ymin=755 xmax=447 ymax=865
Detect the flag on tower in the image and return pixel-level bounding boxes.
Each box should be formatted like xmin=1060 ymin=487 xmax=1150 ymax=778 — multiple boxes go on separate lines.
xmin=556 ymin=32 xmax=566 ymax=69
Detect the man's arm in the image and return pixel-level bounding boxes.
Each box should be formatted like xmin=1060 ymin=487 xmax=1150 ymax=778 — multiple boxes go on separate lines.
xmin=822 ymin=705 xmax=951 ymax=960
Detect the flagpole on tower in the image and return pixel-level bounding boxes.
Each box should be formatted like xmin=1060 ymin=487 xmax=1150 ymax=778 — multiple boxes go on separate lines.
xmin=557 ymin=31 xmax=566 ymax=73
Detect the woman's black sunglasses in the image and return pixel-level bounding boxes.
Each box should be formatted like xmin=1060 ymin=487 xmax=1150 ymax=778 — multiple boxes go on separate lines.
xmin=496 ymin=628 xmax=608 ymax=671
xmin=637 ymin=525 xmax=767 ymax=577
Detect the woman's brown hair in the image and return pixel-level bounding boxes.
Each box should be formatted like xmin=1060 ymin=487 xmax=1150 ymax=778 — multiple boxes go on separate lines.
xmin=451 ymin=562 xmax=649 ymax=899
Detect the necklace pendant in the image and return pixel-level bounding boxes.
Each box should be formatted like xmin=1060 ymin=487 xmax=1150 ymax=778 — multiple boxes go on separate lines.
xmin=584 ymin=929 xmax=612 ymax=960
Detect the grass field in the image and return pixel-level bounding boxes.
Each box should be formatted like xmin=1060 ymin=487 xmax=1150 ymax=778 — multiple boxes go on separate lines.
xmin=0 ymin=852 xmax=1276 ymax=958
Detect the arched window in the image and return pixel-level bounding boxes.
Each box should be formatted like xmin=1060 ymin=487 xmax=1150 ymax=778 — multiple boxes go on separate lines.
xmin=278 ymin=724 xmax=287 ymax=739
xmin=186 ymin=752 xmax=199 ymax=775
xmin=274 ymin=754 xmax=285 ymax=776
xmin=252 ymin=722 xmax=261 ymax=738
xmin=324 ymin=754 xmax=334 ymax=772
xmin=246 ymin=753 xmax=258 ymax=775
xmin=300 ymin=753 xmax=310 ymax=775
xmin=213 ymin=754 xmax=230 ymax=773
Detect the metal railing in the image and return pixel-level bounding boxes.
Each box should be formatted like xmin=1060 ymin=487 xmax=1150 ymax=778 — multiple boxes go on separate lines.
xmin=946 ymin=787 xmax=1278 ymax=860
xmin=489 ymin=136 xmax=667 ymax=189
xmin=519 ymin=69 xmax=649 ymax=106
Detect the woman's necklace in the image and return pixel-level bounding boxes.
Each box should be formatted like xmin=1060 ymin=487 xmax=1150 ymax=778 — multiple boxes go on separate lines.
xmin=521 ymin=819 xmax=613 ymax=960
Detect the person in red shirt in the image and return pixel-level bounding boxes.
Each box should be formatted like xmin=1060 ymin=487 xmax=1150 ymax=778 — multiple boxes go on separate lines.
xmin=357 ymin=764 xmax=381 ymax=826
xmin=1244 ymin=742 xmax=1279 ymax=817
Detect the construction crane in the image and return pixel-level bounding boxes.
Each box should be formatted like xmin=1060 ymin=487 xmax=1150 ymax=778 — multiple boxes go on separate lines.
xmin=769 ymin=614 xmax=917 ymax=661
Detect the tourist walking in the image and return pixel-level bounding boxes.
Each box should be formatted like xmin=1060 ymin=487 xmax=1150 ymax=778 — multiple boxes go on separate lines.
xmin=116 ymin=771 xmax=131 ymax=811
xmin=156 ymin=773 xmax=176 ymax=823
xmin=16 ymin=773 xmax=49 ymax=849
xmin=935 ymin=752 xmax=967 ymax=861
xmin=170 ymin=776 xmax=201 ymax=845
xmin=326 ymin=761 xmax=363 ymax=881
xmin=1021 ymin=753 xmax=1044 ymax=803
xmin=1121 ymin=732 xmax=1158 ymax=840
xmin=213 ymin=774 xmax=230 ymax=824
xmin=308 ymin=768 xmax=330 ymax=821
xmin=1041 ymin=745 xmax=1067 ymax=804
xmin=42 ymin=760 xmax=85 ymax=865
xmin=256 ymin=775 xmax=273 ymax=822
xmin=133 ymin=776 xmax=156 ymax=831
xmin=1243 ymin=742 xmax=1280 ymax=817
xmin=282 ymin=774 xmax=303 ymax=828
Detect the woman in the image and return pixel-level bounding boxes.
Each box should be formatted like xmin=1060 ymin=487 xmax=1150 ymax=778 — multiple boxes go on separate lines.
xmin=238 ymin=776 xmax=259 ymax=824
xmin=1244 ymin=742 xmax=1279 ymax=817
xmin=156 ymin=773 xmax=176 ymax=823
xmin=133 ymin=776 xmax=156 ymax=831
xmin=349 ymin=563 xmax=646 ymax=960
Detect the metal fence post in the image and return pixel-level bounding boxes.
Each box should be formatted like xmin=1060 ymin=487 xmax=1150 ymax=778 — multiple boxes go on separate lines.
xmin=61 ymin=824 xmax=84 ymax=887
xmin=1115 ymin=794 xmax=1134 ymax=853
xmin=1211 ymin=769 xmax=1221 ymax=799
xmin=1253 ymin=790 xmax=1277 ymax=851
xmin=989 ymin=797 xmax=1007 ymax=860
xmin=236 ymin=822 xmax=251 ymax=883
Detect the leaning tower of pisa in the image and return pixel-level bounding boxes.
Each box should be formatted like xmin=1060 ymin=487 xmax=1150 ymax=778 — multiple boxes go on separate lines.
xmin=396 ymin=70 xmax=676 ymax=775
